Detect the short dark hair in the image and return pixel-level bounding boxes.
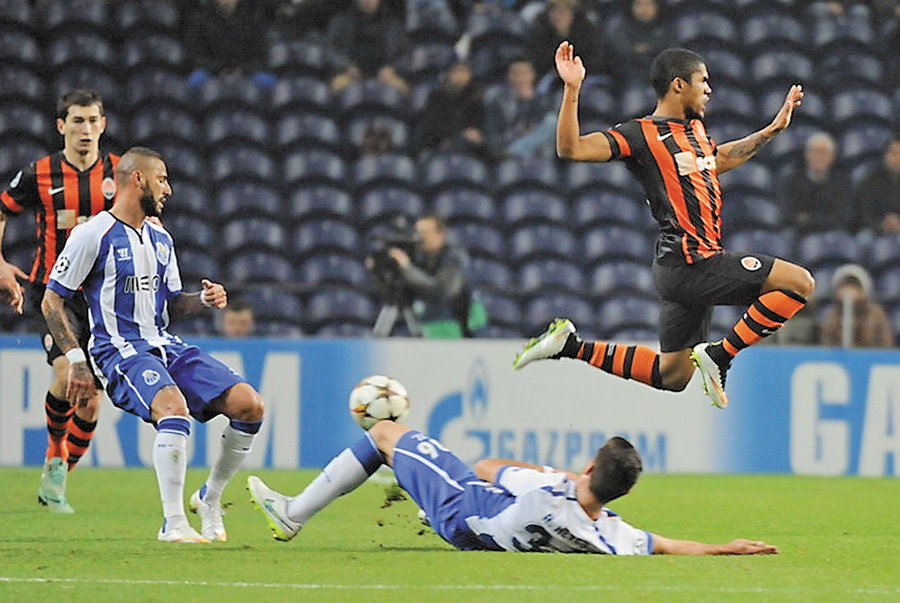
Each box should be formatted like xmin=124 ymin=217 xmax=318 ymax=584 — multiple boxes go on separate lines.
xmin=227 ymin=299 xmax=255 ymax=314
xmin=57 ymin=89 xmax=105 ymax=121
xmin=115 ymin=147 xmax=164 ymax=179
xmin=589 ymin=437 xmax=642 ymax=505
xmin=649 ymin=48 xmax=705 ymax=99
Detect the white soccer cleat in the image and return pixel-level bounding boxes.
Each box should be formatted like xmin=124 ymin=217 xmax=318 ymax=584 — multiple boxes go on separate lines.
xmin=189 ymin=489 xmax=227 ymax=542
xmin=247 ymin=476 xmax=302 ymax=542
xmin=37 ymin=457 xmax=75 ymax=514
xmin=691 ymin=342 xmax=730 ymax=409
xmin=157 ymin=517 xmax=210 ymax=543
xmin=513 ymin=318 xmax=576 ymax=370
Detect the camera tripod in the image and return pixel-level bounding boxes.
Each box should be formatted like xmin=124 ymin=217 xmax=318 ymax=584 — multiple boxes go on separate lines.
xmin=372 ymin=303 xmax=422 ymax=337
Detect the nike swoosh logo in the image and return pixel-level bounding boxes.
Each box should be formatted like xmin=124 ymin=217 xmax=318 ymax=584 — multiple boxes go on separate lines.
xmin=48 ymin=186 xmax=66 ymax=195
xmin=656 ymin=132 xmax=673 ymax=141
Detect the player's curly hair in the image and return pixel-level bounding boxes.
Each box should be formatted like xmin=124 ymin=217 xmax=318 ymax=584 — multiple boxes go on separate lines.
xmin=589 ymin=437 xmax=642 ymax=505
xmin=649 ymin=48 xmax=705 ymax=99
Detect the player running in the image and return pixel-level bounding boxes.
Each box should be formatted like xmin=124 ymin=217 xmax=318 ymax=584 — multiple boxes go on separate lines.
xmin=247 ymin=419 xmax=777 ymax=556
xmin=42 ymin=147 xmax=265 ymax=543
xmin=0 ymin=89 xmax=118 ymax=513
xmin=514 ymin=44 xmax=815 ymax=408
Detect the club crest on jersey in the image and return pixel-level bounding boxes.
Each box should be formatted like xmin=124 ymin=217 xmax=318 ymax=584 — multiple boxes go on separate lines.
xmin=741 ymin=256 xmax=762 ymax=271
xmin=156 ymin=242 xmax=170 ymax=266
xmin=9 ymin=170 xmax=22 ymax=188
xmin=54 ymin=256 xmax=71 ymax=274
xmin=102 ymin=177 xmax=117 ymax=200
xmin=142 ymin=370 xmax=160 ymax=386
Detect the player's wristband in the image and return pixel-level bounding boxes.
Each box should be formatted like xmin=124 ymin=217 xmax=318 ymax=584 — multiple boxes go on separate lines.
xmin=200 ymin=289 xmax=213 ymax=307
xmin=65 ymin=347 xmax=87 ymax=365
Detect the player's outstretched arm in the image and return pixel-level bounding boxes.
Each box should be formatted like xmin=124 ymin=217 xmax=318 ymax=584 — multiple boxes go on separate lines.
xmin=474 ymin=458 xmax=578 ymax=484
xmin=555 ymin=42 xmax=613 ymax=162
xmin=716 ymin=85 xmax=803 ymax=174
xmin=651 ymin=534 xmax=779 ymax=555
xmin=169 ymin=278 xmax=228 ymax=319
xmin=0 ymin=215 xmax=27 ymax=314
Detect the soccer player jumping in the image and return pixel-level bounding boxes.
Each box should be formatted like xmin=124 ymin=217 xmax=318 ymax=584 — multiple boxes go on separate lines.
xmin=514 ymin=44 xmax=815 ymax=408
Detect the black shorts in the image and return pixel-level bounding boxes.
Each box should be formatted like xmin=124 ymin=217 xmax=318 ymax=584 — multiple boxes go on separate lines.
xmin=29 ymin=282 xmax=101 ymax=385
xmin=653 ymin=251 xmax=775 ymax=353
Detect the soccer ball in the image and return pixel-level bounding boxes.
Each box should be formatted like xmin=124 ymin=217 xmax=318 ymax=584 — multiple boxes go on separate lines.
xmin=348 ymin=375 xmax=410 ymax=430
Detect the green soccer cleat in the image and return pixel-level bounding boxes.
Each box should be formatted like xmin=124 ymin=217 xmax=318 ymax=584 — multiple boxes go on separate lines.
xmin=37 ymin=457 xmax=75 ymax=514
xmin=247 ymin=476 xmax=302 ymax=542
xmin=513 ymin=318 xmax=576 ymax=370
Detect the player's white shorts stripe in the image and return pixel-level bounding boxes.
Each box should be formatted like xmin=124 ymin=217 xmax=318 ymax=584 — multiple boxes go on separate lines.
xmin=114 ymin=364 xmax=151 ymax=412
xmin=394 ymin=447 xmax=464 ymax=492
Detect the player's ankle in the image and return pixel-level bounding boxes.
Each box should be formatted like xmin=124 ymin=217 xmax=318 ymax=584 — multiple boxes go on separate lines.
xmin=558 ymin=333 xmax=581 ymax=358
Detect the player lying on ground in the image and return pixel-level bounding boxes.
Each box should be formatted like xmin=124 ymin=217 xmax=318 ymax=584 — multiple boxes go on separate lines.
xmin=515 ymin=44 xmax=814 ymax=409
xmin=42 ymin=147 xmax=265 ymax=543
xmin=248 ymin=420 xmax=777 ymax=555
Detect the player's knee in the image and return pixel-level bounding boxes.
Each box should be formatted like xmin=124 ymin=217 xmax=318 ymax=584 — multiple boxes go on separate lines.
xmin=225 ymin=384 xmax=265 ymax=422
xmin=150 ymin=385 xmax=189 ymax=419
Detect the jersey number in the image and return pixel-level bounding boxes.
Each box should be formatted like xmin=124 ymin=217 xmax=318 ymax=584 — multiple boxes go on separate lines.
xmin=416 ymin=438 xmax=449 ymax=460
xmin=512 ymin=524 xmax=553 ymax=553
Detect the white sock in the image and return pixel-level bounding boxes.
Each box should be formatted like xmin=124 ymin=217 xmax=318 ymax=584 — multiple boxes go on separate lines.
xmin=286 ymin=444 xmax=379 ymax=525
xmin=153 ymin=430 xmax=188 ymax=522
xmin=202 ymin=425 xmax=256 ymax=505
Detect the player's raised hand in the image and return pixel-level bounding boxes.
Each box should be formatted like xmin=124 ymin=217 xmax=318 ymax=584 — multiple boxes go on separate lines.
xmin=200 ymin=278 xmax=227 ymax=309
xmin=769 ymin=84 xmax=803 ymax=134
xmin=555 ymin=41 xmax=585 ymax=87
xmin=0 ymin=259 xmax=27 ymax=314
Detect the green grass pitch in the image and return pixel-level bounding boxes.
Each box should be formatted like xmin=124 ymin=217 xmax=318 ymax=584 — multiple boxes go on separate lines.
xmin=1 ymin=468 xmax=898 ymax=602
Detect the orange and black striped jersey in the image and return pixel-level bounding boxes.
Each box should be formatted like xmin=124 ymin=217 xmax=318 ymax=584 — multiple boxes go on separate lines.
xmin=602 ymin=116 xmax=722 ymax=265
xmin=1 ymin=151 xmax=119 ymax=284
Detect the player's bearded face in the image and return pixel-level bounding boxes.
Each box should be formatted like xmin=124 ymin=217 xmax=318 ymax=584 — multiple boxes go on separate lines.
xmin=140 ymin=182 xmax=161 ymax=217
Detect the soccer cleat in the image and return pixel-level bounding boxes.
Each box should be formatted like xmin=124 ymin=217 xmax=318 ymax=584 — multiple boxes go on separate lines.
xmin=37 ymin=457 xmax=75 ymax=514
xmin=513 ymin=318 xmax=576 ymax=370
xmin=189 ymin=488 xmax=227 ymax=542
xmin=247 ymin=476 xmax=302 ymax=542
xmin=157 ymin=517 xmax=210 ymax=543
xmin=691 ymin=342 xmax=730 ymax=409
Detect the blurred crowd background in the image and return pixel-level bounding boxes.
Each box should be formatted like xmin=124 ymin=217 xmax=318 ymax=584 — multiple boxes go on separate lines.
xmin=1 ymin=0 xmax=899 ymax=346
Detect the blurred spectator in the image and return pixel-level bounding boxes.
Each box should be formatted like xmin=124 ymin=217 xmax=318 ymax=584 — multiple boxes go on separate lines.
xmin=603 ymin=0 xmax=668 ymax=85
xmin=529 ymin=0 xmax=605 ymax=83
xmin=418 ymin=61 xmax=487 ymax=157
xmin=780 ymin=132 xmax=853 ymax=233
xmin=806 ymin=0 xmax=872 ymax=18
xmin=327 ymin=0 xmax=410 ymax=94
xmin=220 ymin=300 xmax=256 ymax=338
xmin=182 ymin=0 xmax=277 ymax=88
xmin=856 ymin=134 xmax=900 ymax=237
xmin=485 ymin=57 xmax=556 ymax=159
xmin=821 ymin=264 xmax=894 ymax=348
xmin=359 ymin=122 xmax=398 ymax=157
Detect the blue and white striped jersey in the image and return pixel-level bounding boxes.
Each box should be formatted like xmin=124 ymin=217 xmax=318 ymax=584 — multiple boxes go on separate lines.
xmin=46 ymin=211 xmax=184 ymax=367
xmin=464 ymin=466 xmax=653 ymax=555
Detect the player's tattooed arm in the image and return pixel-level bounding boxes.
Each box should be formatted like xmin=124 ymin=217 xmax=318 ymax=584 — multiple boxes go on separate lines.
xmin=42 ymin=288 xmax=95 ymax=404
xmin=715 ymin=131 xmax=773 ymax=173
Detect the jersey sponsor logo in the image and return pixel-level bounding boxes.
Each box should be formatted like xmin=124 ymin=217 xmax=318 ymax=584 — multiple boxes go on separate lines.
xmin=102 ymin=177 xmax=116 ymax=200
xmin=48 ymin=186 xmax=66 ymax=196
xmin=9 ymin=170 xmax=22 ymax=188
xmin=741 ymin=256 xmax=762 ymax=271
xmin=674 ymin=151 xmax=716 ymax=176
xmin=656 ymin=132 xmax=673 ymax=141
xmin=115 ymin=248 xmax=131 ymax=262
xmin=124 ymin=274 xmax=161 ymax=293
xmin=142 ymin=369 xmax=160 ymax=386
xmin=53 ymin=256 xmax=71 ymax=274
xmin=56 ymin=209 xmax=76 ymax=230
xmin=156 ymin=242 xmax=170 ymax=266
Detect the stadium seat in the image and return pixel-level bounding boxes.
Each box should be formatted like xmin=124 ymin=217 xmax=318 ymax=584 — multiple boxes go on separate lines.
xmin=172 ymin=248 xmax=219 ymax=284
xmin=467 ymin=11 xmax=529 ymax=80
xmin=501 ymin=190 xmax=568 ymax=228
xmin=508 ymin=224 xmax=578 ymax=262
xmin=399 ymin=42 xmax=457 ymax=85
xmin=221 ymin=217 xmax=288 ymax=254
xmin=340 ymin=80 xmax=408 ymax=120
xmin=359 ymin=187 xmax=426 ymax=228
xmin=588 ymin=262 xmax=656 ymax=300
xmin=168 ymin=180 xmax=206 ymax=214
xmin=468 ymin=256 xmax=513 ymax=292
xmin=598 ymin=296 xmax=659 ymax=336
xmin=271 ymin=76 xmax=333 ymax=116
xmin=518 ymin=258 xmax=584 ymax=294
xmin=205 ymin=108 xmax=270 ymax=146
xmin=43 ymin=0 xmax=107 ymax=31
xmin=815 ymin=48 xmax=883 ymax=91
xmin=113 ymin=0 xmax=179 ymax=34
xmin=831 ymin=89 xmax=893 ymax=127
xmin=210 ymin=147 xmax=277 ymax=184
xmin=721 ymin=195 xmax=782 ymax=233
xmin=620 ymin=83 xmax=655 ymax=118
xmin=153 ymin=143 xmax=204 ymax=184
xmin=0 ymin=0 xmax=33 ymax=27
xmin=759 ymin=87 xmax=826 ymax=126
xmin=699 ymin=48 xmax=746 ymax=87
xmin=120 ymin=33 xmax=186 ymax=72
xmin=163 ymin=215 xmax=217 ymax=250
xmin=725 ymin=229 xmax=793 ymax=259
xmin=226 ymin=251 xmax=293 ymax=284
xmin=0 ymin=67 xmax=45 ymax=104
xmin=578 ymin=82 xmax=617 ymax=121
xmin=479 ymin=291 xmax=522 ymax=330
xmin=282 ymin=150 xmax=346 ymax=187
xmin=671 ymin=10 xmax=739 ymax=46
xmin=216 ymin=183 xmax=283 ymax=221
xmin=718 ymin=162 xmax=773 ymax=197
xmin=0 ymin=102 xmax=46 ymax=141
xmin=868 ymin=236 xmax=900 ymax=276
xmin=250 ymin=286 xmax=304 ymax=323
xmin=421 ymin=153 xmax=491 ymax=193
xmin=0 ymin=139 xmax=50 ymax=176
xmin=840 ymin=125 xmax=892 ymax=164
xmin=47 ymin=32 xmax=115 ymax=69
xmin=573 ymin=192 xmax=649 ymax=231
xmin=288 ymin=185 xmax=354 ymax=222
xmin=126 ymin=68 xmax=192 ymax=112
xmin=297 ymin=254 xmax=368 ymax=288
xmin=741 ymin=13 xmax=805 ymax=49
xmin=132 ymin=106 xmax=199 ymax=145
xmin=276 ymin=113 xmax=340 ymax=153
xmin=345 ymin=116 xmax=410 ymax=153
xmin=757 ymin=123 xmax=819 ymax=167
xmin=582 ymin=226 xmax=651 ymax=265
xmin=797 ymin=230 xmax=862 ymax=270
xmin=305 ymin=286 xmax=377 ymax=331
xmin=810 ymin=14 xmax=874 ymax=49
xmin=407 ymin=2 xmax=458 ymax=44
xmin=268 ymin=38 xmax=332 ymax=80
xmin=495 ymin=158 xmax=559 ymax=194
xmin=312 ymin=322 xmax=371 ymax=338
xmin=432 ymin=189 xmax=495 ymax=225
xmin=453 ymin=222 xmax=506 ymax=259
xmin=875 ymin=269 xmax=900 ymax=305
xmin=197 ymin=76 xmax=267 ymax=110
xmin=293 ymin=219 xmax=361 ymax=257
xmin=750 ymin=50 xmax=814 ymax=87
xmin=353 ymin=155 xmax=417 ymax=191
xmin=0 ymin=28 xmax=41 ymax=67
xmin=523 ymin=294 xmax=594 ymax=335
xmin=567 ymin=160 xmax=640 ymax=196
xmin=705 ymin=85 xmax=756 ymax=121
